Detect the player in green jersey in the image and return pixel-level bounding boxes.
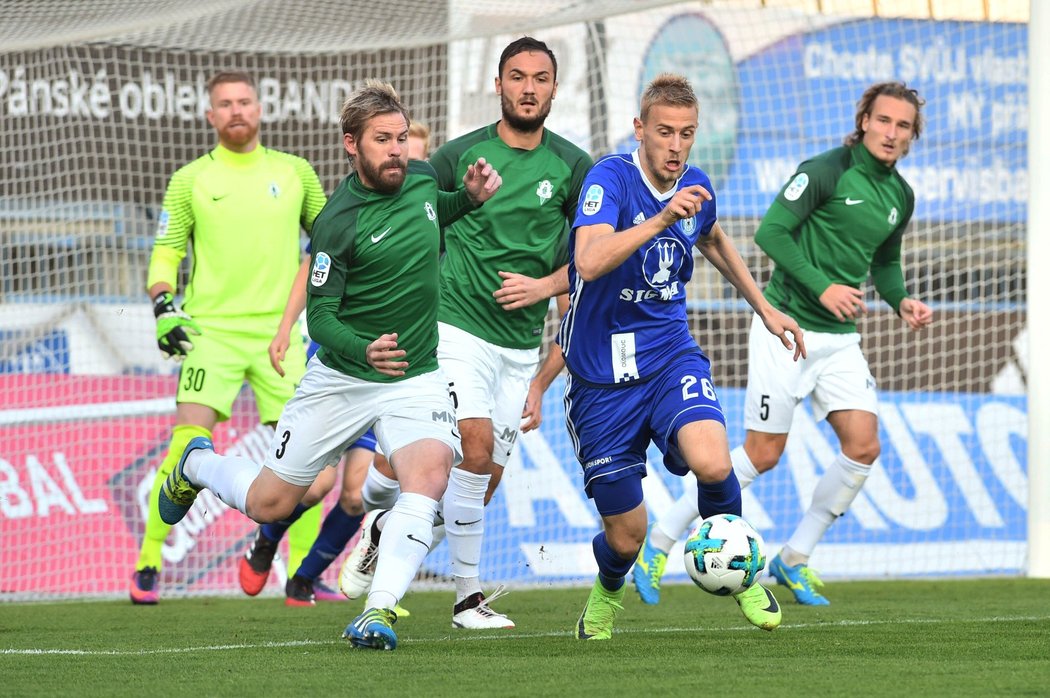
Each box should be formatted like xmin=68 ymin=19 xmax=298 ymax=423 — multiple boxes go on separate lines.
xmin=155 ymin=80 xmax=501 ymax=651
xmin=129 ymin=71 xmax=327 ymax=605
xmin=634 ymin=82 xmax=934 ymax=607
xmin=424 ymin=36 xmax=592 ymax=630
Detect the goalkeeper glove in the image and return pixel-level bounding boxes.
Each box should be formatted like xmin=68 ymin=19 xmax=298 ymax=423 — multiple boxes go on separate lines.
xmin=153 ymin=292 xmax=202 ymax=361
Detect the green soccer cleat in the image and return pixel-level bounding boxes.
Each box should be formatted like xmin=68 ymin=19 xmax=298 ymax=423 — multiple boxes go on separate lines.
xmin=631 ymin=525 xmax=668 ymax=605
xmin=343 ymin=608 xmax=398 ymax=650
xmin=576 ymin=577 xmax=625 ymax=640
xmin=734 ymin=583 xmax=782 ymax=631
xmin=158 ymin=436 xmax=211 ymax=525
xmin=769 ymin=553 xmax=830 ymax=606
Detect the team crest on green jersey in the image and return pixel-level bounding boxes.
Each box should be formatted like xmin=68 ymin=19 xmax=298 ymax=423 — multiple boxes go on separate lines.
xmin=425 ymin=201 xmax=436 ymax=221
xmin=536 ymin=179 xmax=553 ymax=204
xmin=888 ymin=207 xmax=899 ymax=225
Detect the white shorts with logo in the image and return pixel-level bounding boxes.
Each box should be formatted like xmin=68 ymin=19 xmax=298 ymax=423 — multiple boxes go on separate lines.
xmin=264 ymin=356 xmax=462 ymax=486
xmin=743 ymin=313 xmax=878 ymax=433
xmin=437 ymin=322 xmax=539 ymax=466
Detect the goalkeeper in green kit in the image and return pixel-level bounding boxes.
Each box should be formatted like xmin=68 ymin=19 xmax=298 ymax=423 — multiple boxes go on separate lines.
xmin=129 ymin=71 xmax=327 ymax=604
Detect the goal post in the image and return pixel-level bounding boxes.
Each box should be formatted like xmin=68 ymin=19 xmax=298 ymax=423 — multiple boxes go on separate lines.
xmin=0 ymin=0 xmax=1033 ymax=600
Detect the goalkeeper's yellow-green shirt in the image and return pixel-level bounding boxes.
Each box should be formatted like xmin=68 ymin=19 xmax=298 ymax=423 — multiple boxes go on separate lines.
xmin=147 ymin=144 xmax=326 ymax=321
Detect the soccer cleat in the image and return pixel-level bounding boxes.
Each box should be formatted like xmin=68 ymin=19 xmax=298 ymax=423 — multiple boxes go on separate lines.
xmin=768 ymin=554 xmax=830 ymax=606
xmin=734 ymin=583 xmax=782 ymax=631
xmin=313 ymin=580 xmax=347 ymax=603
xmin=129 ymin=566 xmax=159 ymax=605
xmin=575 ymin=577 xmax=625 ymax=640
xmin=338 ymin=510 xmax=382 ymax=600
xmin=393 ymin=603 xmax=411 ymax=618
xmin=451 ymin=584 xmax=515 ymax=629
xmin=157 ymin=436 xmax=212 ymax=525
xmin=631 ymin=526 xmax=668 ymax=605
xmin=284 ymin=574 xmax=316 ymax=607
xmin=343 ymin=608 xmax=398 ymax=650
xmin=239 ymin=527 xmax=279 ymax=596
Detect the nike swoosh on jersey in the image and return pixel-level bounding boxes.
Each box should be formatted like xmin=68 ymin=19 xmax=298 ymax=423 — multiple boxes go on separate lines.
xmin=844 ymin=198 xmax=864 ymax=205
xmin=371 ymin=227 xmax=392 ymax=243
xmin=454 ymin=518 xmax=482 ymax=526
xmin=211 ymin=194 xmax=230 ymax=201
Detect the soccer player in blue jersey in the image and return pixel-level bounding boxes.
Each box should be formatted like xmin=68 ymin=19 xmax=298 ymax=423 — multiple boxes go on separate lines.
xmin=635 ymin=82 xmax=932 ymax=607
xmin=559 ymin=74 xmax=806 ymax=639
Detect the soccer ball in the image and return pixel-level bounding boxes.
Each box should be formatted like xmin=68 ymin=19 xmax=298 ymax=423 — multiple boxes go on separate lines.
xmin=683 ymin=513 xmax=766 ymax=596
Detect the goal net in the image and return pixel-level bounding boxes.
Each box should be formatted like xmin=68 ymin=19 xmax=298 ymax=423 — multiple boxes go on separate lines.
xmin=0 ymin=0 xmax=1029 ymax=600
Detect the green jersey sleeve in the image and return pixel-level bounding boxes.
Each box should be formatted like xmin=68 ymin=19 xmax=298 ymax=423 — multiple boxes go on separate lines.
xmin=754 ymin=200 xmax=833 ymax=298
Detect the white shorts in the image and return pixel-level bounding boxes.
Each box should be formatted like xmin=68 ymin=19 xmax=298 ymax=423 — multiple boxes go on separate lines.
xmin=743 ymin=313 xmax=877 ymax=433
xmin=264 ymin=356 xmax=462 ymax=486
xmin=437 ymin=322 xmax=539 ymax=466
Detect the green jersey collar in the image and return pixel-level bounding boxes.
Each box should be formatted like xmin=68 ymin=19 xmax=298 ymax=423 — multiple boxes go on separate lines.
xmin=851 ymin=142 xmax=895 ymax=180
xmin=212 ymin=143 xmax=266 ymax=167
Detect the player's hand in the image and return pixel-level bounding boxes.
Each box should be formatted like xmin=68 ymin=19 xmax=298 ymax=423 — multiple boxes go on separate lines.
xmin=819 ymin=283 xmax=867 ymax=322
xmin=520 ymin=378 xmax=545 ymax=432
xmin=899 ymin=297 xmax=934 ymax=330
xmin=493 ymin=271 xmax=551 ymax=311
xmin=153 ymin=292 xmax=201 ymax=362
xmin=366 ymin=332 xmax=408 ymax=377
xmin=658 ymin=184 xmax=711 ymax=228
xmin=268 ymin=332 xmax=290 ymax=377
xmin=463 ymin=157 xmax=502 ymax=205
xmin=760 ymin=308 xmax=807 ymax=362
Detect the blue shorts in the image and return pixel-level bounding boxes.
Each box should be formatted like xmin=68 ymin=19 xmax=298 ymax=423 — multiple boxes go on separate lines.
xmin=564 ymin=351 xmax=725 ymax=515
xmin=349 ymin=428 xmax=378 ymax=453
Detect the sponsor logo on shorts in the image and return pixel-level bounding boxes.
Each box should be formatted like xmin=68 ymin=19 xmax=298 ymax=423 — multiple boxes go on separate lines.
xmin=585 ymin=456 xmax=613 ymax=467
xmin=432 ymin=410 xmax=456 ymax=424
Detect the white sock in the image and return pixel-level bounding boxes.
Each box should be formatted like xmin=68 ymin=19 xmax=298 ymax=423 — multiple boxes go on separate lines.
xmin=189 ymin=450 xmax=260 ymax=515
xmin=785 ymin=452 xmax=872 ymax=561
xmin=365 ymin=492 xmax=438 ymax=611
xmin=730 ymin=445 xmax=761 ymax=489
xmin=442 ymin=468 xmax=490 ymax=600
xmin=361 ymin=462 xmax=401 ymax=511
xmin=651 ymin=480 xmax=699 ymax=553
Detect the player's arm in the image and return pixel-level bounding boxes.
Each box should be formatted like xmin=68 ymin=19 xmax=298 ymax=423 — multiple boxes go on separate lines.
xmin=146 ymin=169 xmax=201 ymax=361
xmin=436 ymin=157 xmax=502 ymax=226
xmin=697 ymin=222 xmax=805 ymax=360
xmin=521 ymin=293 xmax=568 ymax=432
xmin=871 ymin=214 xmax=932 ymax=330
xmin=575 ymin=184 xmax=710 ymax=281
xmin=294 ymin=158 xmax=328 ymax=232
xmin=269 ymin=253 xmax=310 ymax=377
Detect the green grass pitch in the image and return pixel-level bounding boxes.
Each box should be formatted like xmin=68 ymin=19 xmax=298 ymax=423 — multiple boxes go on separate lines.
xmin=2 ymin=579 xmax=1047 ymax=697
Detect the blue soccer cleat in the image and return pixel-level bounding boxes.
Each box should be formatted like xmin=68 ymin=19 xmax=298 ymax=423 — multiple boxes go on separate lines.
xmin=158 ymin=436 xmax=212 ymax=525
xmin=768 ymin=553 xmax=830 ymax=606
xmin=631 ymin=525 xmax=668 ymax=605
xmin=343 ymin=608 xmax=398 ymax=650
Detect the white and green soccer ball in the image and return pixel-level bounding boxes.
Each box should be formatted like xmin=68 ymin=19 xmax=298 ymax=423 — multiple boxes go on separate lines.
xmin=684 ymin=513 xmax=767 ymax=596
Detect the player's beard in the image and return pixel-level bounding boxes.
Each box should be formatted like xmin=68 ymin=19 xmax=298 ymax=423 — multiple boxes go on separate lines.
xmin=219 ymin=120 xmax=259 ymax=151
xmin=358 ymin=156 xmax=406 ymax=194
xmin=500 ymin=93 xmax=551 ymax=134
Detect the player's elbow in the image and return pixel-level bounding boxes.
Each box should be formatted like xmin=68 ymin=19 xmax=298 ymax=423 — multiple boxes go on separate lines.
xmin=574 ymin=257 xmax=603 ymax=282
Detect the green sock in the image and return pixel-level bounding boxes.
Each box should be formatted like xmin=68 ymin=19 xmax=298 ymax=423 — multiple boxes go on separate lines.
xmin=135 ymin=424 xmax=211 ymax=571
xmin=286 ymin=503 xmax=323 ymax=576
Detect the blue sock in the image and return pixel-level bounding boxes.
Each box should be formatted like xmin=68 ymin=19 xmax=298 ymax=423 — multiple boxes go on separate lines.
xmin=260 ymin=502 xmax=309 ymax=543
xmin=697 ymin=469 xmax=742 ymax=518
xmin=592 ymin=532 xmax=634 ymax=592
xmin=294 ymin=504 xmax=364 ymax=580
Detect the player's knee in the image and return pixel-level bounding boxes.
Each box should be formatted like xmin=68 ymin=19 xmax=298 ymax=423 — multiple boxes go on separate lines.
xmin=746 ymin=439 xmax=786 ymax=473
xmin=693 ymin=459 xmax=733 ymax=484
xmin=845 ymin=439 xmax=880 ymax=465
xmin=245 ymin=499 xmax=295 ymax=524
xmin=338 ymin=488 xmax=364 ymax=515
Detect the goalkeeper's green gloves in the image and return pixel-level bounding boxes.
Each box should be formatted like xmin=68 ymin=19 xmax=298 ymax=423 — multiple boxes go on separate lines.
xmin=153 ymin=291 xmax=201 ymax=361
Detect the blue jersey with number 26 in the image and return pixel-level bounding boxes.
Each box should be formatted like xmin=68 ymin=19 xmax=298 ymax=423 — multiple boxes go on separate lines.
xmin=558 ymin=150 xmax=717 ymax=386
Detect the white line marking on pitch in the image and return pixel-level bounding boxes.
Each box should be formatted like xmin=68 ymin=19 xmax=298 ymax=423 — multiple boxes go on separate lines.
xmin=2 ymin=615 xmax=1046 ymax=656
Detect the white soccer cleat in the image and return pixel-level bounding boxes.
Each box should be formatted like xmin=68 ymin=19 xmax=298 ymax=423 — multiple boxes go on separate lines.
xmin=451 ymin=584 xmax=516 ymax=629
xmin=339 ymin=510 xmax=382 ymax=600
